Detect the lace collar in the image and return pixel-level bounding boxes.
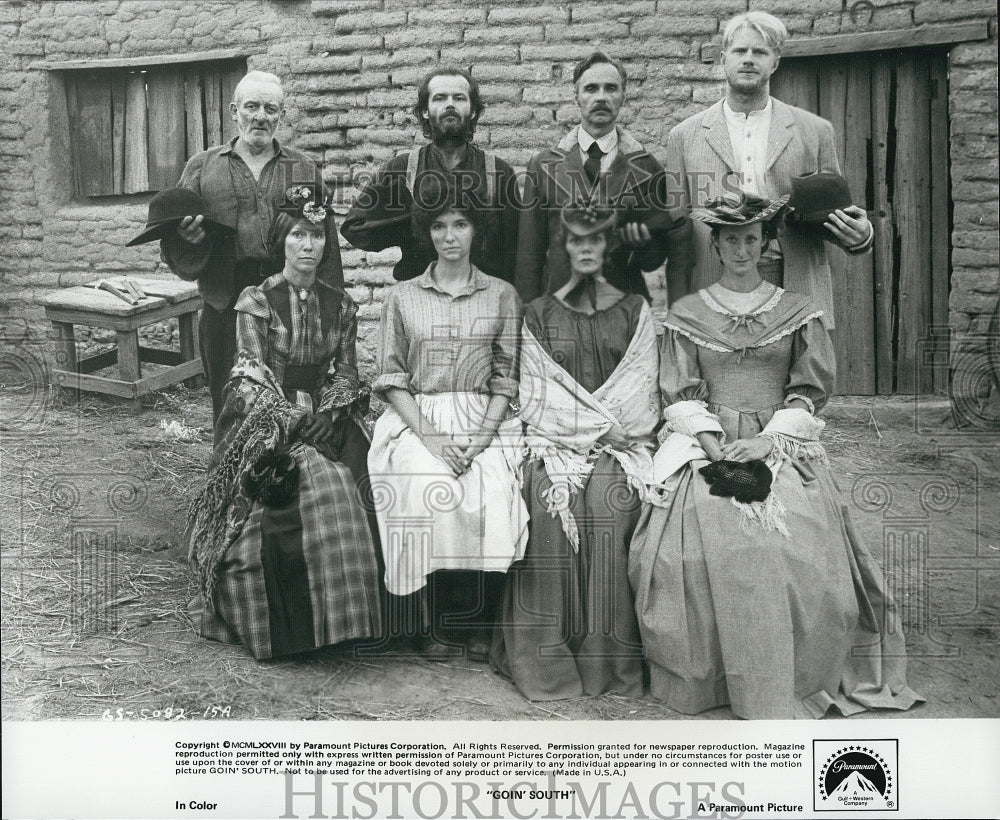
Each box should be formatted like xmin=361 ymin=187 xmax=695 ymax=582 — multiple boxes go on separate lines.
xmin=699 ymin=283 xmax=784 ymax=333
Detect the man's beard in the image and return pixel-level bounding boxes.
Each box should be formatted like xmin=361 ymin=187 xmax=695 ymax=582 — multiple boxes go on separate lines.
xmin=430 ymin=112 xmax=473 ymax=142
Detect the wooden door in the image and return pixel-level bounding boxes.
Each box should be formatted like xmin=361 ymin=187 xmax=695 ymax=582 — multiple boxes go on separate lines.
xmin=771 ymin=49 xmax=951 ymax=394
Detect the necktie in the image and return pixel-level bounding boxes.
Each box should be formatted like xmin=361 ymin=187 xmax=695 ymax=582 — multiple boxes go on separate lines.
xmin=584 ymin=142 xmax=604 ymax=186
xmin=296 ymin=287 xmax=313 ymax=351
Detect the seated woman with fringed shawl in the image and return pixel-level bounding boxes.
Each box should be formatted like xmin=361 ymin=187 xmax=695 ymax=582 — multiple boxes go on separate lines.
xmin=489 ymin=203 xmax=660 ymax=700
xmin=628 ymin=193 xmax=923 ymax=718
xmin=187 ymin=184 xmax=382 ymax=660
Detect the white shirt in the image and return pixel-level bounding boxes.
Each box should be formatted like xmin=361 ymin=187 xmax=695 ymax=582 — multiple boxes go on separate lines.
xmin=723 ymin=98 xmax=873 ymax=252
xmin=723 ymin=98 xmax=773 ymax=197
xmin=578 ymin=128 xmax=619 ymax=173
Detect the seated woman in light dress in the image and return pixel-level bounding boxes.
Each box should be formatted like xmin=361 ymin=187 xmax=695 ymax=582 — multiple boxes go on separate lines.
xmin=368 ymin=181 xmax=527 ymax=661
xmin=628 ymin=193 xmax=923 ymax=718
xmin=490 ymin=203 xmax=660 ymax=700
xmin=188 ymin=184 xmax=382 ymax=660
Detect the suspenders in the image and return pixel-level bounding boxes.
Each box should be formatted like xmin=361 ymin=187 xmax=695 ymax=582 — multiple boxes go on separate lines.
xmin=404 ymin=147 xmax=497 ymax=202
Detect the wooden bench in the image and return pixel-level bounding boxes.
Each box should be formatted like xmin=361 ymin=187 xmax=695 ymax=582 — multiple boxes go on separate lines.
xmin=39 ymin=276 xmax=203 ymax=410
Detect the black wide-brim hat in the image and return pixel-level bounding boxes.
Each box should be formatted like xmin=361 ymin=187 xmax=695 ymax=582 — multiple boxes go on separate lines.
xmin=126 ymin=187 xmax=233 ymax=247
xmin=787 ymin=172 xmax=854 ymax=225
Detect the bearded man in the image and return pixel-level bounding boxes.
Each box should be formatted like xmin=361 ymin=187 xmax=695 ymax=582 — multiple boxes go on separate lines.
xmin=341 ymin=66 xmax=520 ymax=284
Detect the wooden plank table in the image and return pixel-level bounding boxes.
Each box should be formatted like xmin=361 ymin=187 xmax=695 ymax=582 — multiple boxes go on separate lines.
xmin=39 ymin=277 xmax=203 ymax=410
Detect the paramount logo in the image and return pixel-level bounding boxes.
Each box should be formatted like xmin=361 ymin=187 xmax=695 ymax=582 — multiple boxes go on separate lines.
xmin=813 ymin=740 xmax=899 ymax=812
xmin=828 ymin=770 xmax=887 ymax=809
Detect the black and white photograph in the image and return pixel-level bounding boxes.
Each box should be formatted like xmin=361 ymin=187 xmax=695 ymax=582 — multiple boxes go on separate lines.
xmin=1 ymin=1 xmax=998 ymax=818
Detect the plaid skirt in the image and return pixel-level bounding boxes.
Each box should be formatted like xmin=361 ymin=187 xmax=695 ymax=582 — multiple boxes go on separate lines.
xmin=199 ymin=433 xmax=382 ymax=660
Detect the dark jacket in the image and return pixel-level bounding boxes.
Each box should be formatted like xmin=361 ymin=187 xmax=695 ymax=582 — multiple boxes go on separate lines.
xmin=340 ymin=142 xmax=520 ymax=284
xmin=515 ymin=126 xmax=682 ymax=303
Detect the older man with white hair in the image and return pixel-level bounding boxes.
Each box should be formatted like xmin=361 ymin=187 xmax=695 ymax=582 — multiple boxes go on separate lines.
xmin=161 ymin=70 xmax=343 ymax=420
xmin=664 ymin=11 xmax=872 ymax=325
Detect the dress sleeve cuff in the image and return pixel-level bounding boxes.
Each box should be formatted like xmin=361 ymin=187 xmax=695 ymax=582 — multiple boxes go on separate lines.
xmin=316 ymin=375 xmax=361 ymax=413
xmin=663 ymin=399 xmax=724 ymax=437
xmin=784 ymin=393 xmax=816 ymax=415
xmin=759 ymin=407 xmax=828 ymax=462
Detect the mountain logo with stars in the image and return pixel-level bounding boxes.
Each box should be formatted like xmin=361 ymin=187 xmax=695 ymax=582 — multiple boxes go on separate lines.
xmin=814 ymin=740 xmax=898 ymax=811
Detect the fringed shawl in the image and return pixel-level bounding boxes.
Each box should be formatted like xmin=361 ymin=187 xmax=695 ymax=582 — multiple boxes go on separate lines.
xmin=519 ymin=301 xmax=660 ymax=549
xmin=187 ymin=354 xmax=307 ymax=610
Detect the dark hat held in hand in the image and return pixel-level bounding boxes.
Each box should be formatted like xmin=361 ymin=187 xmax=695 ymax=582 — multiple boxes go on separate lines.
xmin=787 ymin=172 xmax=854 ymax=225
xmin=699 ymin=459 xmax=773 ymax=503
xmin=127 ymin=187 xmax=233 ymax=247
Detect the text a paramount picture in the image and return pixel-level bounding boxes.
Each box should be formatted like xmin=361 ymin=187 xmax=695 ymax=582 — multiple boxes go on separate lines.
xmin=1 ymin=1 xmax=999 ymax=819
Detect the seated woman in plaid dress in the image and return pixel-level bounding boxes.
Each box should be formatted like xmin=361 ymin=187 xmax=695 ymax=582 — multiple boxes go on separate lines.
xmin=188 ymin=184 xmax=382 ymax=660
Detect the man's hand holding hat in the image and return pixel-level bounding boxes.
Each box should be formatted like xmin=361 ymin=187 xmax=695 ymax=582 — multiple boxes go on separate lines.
xmin=788 ymin=172 xmax=873 ymax=250
xmin=824 ymin=205 xmax=871 ymax=249
xmin=177 ymin=214 xmax=207 ymax=245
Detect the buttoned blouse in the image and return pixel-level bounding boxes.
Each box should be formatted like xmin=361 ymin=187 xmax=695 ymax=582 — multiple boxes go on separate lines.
xmin=374 ymin=265 xmax=521 ymax=398
xmin=723 ymin=98 xmax=773 ymax=197
xmin=234 ymin=273 xmax=360 ymax=410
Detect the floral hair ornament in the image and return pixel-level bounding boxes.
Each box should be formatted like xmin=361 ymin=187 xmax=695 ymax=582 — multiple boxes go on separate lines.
xmin=560 ymin=198 xmax=617 ymax=237
xmin=280 ymin=183 xmax=328 ymax=225
xmin=690 ymin=191 xmax=790 ymax=226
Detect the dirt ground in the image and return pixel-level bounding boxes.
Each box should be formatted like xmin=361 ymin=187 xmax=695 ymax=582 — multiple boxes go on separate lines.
xmin=2 ymin=375 xmax=998 ymax=722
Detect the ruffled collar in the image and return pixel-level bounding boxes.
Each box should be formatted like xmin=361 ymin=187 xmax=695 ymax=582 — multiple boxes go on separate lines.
xmin=665 ymin=287 xmax=823 ymax=355
xmin=700 ymin=282 xmax=783 ymax=333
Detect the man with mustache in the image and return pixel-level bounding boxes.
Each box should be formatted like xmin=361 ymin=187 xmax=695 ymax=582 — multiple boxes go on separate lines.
xmin=341 ymin=66 xmax=520 ymax=284
xmin=515 ymin=51 xmax=679 ymax=303
xmin=663 ymin=11 xmax=873 ymax=325
xmin=160 ymin=70 xmax=343 ymax=420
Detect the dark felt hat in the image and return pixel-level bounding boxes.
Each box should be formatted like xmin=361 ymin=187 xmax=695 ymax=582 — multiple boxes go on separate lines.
xmin=126 ymin=187 xmax=232 ymax=247
xmin=560 ymin=201 xmax=617 ymax=237
xmin=787 ymin=172 xmax=853 ymax=225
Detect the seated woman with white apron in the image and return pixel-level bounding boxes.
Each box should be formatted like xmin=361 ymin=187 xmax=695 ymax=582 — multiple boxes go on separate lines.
xmin=368 ymin=179 xmax=528 ymax=661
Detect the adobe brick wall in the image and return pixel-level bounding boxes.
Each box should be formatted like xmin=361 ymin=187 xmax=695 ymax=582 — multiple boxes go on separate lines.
xmin=0 ymin=0 xmax=996 ymax=397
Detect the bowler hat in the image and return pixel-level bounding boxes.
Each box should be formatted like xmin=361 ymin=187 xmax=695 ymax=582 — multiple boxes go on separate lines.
xmin=127 ymin=187 xmax=233 ymax=247
xmin=787 ymin=172 xmax=853 ymax=225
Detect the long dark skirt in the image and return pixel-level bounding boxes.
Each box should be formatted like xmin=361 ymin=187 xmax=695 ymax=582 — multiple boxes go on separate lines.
xmin=199 ymin=418 xmax=382 ymax=659
xmin=490 ymin=453 xmax=644 ymax=700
